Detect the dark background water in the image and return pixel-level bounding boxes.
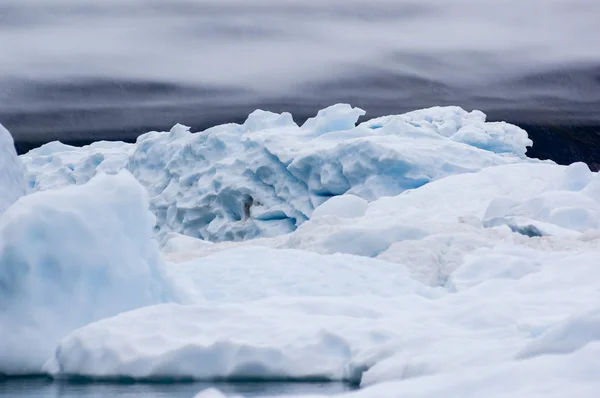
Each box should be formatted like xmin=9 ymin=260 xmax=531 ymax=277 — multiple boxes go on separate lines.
xmin=0 ymin=379 xmax=355 ymax=398
xmin=1 ymin=0 xmax=600 ymax=166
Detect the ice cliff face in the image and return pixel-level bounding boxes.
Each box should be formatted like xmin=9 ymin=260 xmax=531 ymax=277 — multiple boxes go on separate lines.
xmin=0 ymin=171 xmax=174 ymax=374
xmin=20 ymin=104 xmax=534 ymax=242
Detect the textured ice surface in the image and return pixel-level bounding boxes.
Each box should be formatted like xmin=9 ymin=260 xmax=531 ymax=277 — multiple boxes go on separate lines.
xmin=20 ymin=105 xmax=534 ymax=242
xmin=21 ymin=140 xmax=134 ymax=192
xmin=45 ymin=162 xmax=600 ymax=393
xmin=0 ymin=122 xmax=25 ymax=215
xmin=0 ymin=172 xmax=173 ymax=375
xmin=9 ymin=106 xmax=600 ymax=397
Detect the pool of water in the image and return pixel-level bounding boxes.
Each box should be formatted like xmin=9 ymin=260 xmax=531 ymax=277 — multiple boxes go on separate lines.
xmin=0 ymin=378 xmax=357 ymax=397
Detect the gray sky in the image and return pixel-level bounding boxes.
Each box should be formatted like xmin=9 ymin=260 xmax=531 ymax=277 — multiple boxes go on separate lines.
xmin=2 ymin=0 xmax=599 ymax=90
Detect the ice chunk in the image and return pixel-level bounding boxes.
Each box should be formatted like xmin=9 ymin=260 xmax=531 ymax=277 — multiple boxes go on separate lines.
xmin=20 ymin=140 xmax=134 ymax=192
xmin=243 ymin=109 xmax=296 ymax=133
xmin=44 ymin=301 xmax=361 ymax=381
xmin=301 ymin=104 xmax=366 ymax=135
xmin=451 ymin=122 xmax=531 ymax=158
xmin=0 ymin=122 xmax=25 ymax=215
xmin=0 ymin=172 xmax=173 ymax=375
xmin=312 ymin=195 xmax=368 ymax=219
xmin=554 ymin=162 xmax=593 ymax=191
xmin=21 ymin=105 xmax=536 ymax=242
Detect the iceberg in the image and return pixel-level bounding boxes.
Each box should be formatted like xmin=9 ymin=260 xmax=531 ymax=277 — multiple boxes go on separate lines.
xmin=0 ymin=171 xmax=173 ymax=375
xmin=5 ymin=104 xmax=600 ymax=397
xmin=21 ymin=104 xmax=535 ymax=243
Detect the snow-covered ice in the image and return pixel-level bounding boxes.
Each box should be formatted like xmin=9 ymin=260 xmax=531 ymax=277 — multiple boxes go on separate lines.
xmin=43 ymin=161 xmax=600 ymax=395
xmin=0 ymin=171 xmax=173 ymax=375
xmin=21 ymin=140 xmax=134 ymax=192
xmin=311 ymin=194 xmax=368 ymax=219
xmin=20 ymin=104 xmax=535 ymax=242
xmin=0 ymin=122 xmax=25 ymax=215
xmin=3 ymin=104 xmax=600 ymax=397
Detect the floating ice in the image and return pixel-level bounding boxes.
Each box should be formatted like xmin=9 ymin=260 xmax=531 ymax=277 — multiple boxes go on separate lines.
xmin=0 ymin=172 xmax=173 ymax=375
xmin=8 ymin=105 xmax=600 ymax=397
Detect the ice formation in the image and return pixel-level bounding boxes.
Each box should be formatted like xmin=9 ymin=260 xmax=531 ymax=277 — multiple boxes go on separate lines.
xmin=42 ymin=162 xmax=600 ymax=390
xmin=0 ymin=171 xmax=173 ymax=375
xmin=20 ymin=105 xmax=534 ymax=242
xmin=0 ymin=122 xmax=25 ymax=215
xmin=3 ymin=104 xmax=600 ymax=397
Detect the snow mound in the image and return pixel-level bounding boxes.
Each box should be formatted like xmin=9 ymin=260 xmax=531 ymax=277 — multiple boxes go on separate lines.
xmin=0 ymin=171 xmax=173 ymax=375
xmin=0 ymin=122 xmax=25 ymax=215
xmin=21 ymin=104 xmax=535 ymax=242
xmin=311 ymin=195 xmax=368 ymax=219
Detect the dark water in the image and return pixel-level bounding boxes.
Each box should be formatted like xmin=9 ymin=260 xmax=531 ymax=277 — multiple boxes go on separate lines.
xmin=0 ymin=379 xmax=356 ymax=398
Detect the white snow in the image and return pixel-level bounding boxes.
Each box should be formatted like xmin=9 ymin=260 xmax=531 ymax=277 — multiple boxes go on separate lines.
xmin=0 ymin=171 xmax=173 ymax=375
xmin=5 ymin=104 xmax=600 ymax=397
xmin=311 ymin=195 xmax=368 ymax=219
xmin=0 ymin=122 xmax=25 ymax=215
xmin=42 ymin=161 xmax=600 ymax=396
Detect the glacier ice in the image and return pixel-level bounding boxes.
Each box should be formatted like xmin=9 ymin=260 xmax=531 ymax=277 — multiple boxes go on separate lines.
xmin=0 ymin=122 xmax=25 ymax=215
xmin=5 ymin=104 xmax=600 ymax=397
xmin=0 ymin=171 xmax=173 ymax=375
xmin=20 ymin=104 xmax=535 ymax=242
